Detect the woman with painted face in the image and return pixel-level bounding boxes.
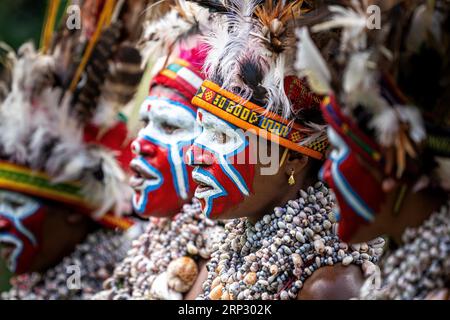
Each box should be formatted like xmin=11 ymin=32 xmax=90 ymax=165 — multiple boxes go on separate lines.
xmin=296 ymin=0 xmax=450 ymax=299
xmin=185 ymin=0 xmax=383 ymax=300
xmin=94 ymin=2 xmax=226 ymax=300
xmin=0 ymin=0 xmax=149 ymax=299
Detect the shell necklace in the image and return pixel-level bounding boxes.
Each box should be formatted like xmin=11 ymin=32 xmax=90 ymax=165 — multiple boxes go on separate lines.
xmin=96 ymin=199 xmax=224 ymax=300
xmin=1 ymin=228 xmax=136 ymax=300
xmin=199 ymin=182 xmax=385 ymax=300
xmin=360 ymin=198 xmax=450 ymax=300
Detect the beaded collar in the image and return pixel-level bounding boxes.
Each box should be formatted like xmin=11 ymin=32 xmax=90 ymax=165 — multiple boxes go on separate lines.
xmin=198 ymin=183 xmax=384 ymax=300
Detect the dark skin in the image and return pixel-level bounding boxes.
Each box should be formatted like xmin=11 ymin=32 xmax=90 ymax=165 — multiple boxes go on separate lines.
xmin=186 ymin=144 xmax=366 ymax=300
xmin=26 ymin=202 xmax=97 ymax=273
xmin=330 ymin=149 xmax=449 ymax=299
xmin=343 ymin=153 xmax=448 ymax=245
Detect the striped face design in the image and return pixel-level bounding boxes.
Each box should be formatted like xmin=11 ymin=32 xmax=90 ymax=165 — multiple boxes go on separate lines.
xmin=187 ymin=110 xmax=255 ymax=219
xmin=130 ymin=97 xmax=201 ymax=217
xmin=0 ymin=191 xmax=46 ymax=274
xmin=320 ymin=127 xmax=384 ymax=242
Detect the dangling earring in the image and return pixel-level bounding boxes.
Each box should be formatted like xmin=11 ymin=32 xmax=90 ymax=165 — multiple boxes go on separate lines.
xmin=288 ymin=169 xmax=295 ymax=186
xmin=393 ymin=184 xmax=408 ymax=216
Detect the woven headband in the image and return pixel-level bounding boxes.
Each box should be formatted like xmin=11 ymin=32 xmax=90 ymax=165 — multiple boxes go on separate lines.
xmin=0 ymin=161 xmax=134 ymax=230
xmin=321 ymin=96 xmax=383 ymax=166
xmin=152 ymin=58 xmax=204 ymax=101
xmin=192 ymin=80 xmax=327 ymax=160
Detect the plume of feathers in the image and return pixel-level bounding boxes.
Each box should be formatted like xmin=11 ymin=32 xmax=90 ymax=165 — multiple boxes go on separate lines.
xmin=0 ymin=43 xmax=133 ymax=216
xmin=139 ymin=0 xmax=214 ymax=68
xmin=295 ymin=0 xmax=450 ymax=187
xmin=0 ymin=43 xmax=15 ymax=103
xmin=203 ymin=0 xmax=327 ymax=144
xmin=0 ymin=0 xmax=152 ymax=218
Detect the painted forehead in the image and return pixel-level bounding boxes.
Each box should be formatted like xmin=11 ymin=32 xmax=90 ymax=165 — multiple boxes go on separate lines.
xmin=140 ymin=97 xmax=196 ymax=121
xmin=196 ymin=109 xmax=248 ymax=156
xmin=197 ymin=108 xmax=239 ymax=132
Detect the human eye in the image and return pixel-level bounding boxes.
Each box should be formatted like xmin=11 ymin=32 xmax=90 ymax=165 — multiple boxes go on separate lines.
xmin=213 ymin=131 xmax=228 ymax=144
xmin=160 ymin=121 xmax=180 ymax=134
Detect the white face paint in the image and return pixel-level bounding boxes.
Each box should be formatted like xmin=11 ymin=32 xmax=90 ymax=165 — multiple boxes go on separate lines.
xmin=194 ymin=109 xmax=246 ymax=157
xmin=139 ymin=97 xmax=201 ymax=145
xmin=0 ymin=191 xmax=42 ymax=272
xmin=189 ymin=110 xmax=252 ymax=218
xmin=130 ymin=97 xmax=202 ymax=215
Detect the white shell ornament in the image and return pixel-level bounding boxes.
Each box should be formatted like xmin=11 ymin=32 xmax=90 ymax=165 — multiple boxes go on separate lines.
xmin=167 ymin=257 xmax=199 ymax=293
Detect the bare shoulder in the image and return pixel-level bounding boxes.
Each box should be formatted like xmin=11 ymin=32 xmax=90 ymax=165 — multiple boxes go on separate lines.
xmin=297 ymin=264 xmax=365 ymax=300
xmin=184 ymin=259 xmax=209 ymax=300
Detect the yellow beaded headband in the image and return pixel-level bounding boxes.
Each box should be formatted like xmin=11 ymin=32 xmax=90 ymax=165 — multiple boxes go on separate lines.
xmin=192 ymin=80 xmax=328 ymax=160
xmin=0 ymin=161 xmax=134 ymax=230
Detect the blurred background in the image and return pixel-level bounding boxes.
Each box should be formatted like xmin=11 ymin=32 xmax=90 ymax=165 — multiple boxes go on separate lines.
xmin=0 ymin=0 xmax=46 ymax=49
xmin=0 ymin=0 xmax=47 ymax=292
xmin=0 ymin=0 xmax=152 ymax=292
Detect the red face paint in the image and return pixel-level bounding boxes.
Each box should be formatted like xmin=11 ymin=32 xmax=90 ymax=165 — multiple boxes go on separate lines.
xmin=0 ymin=191 xmax=46 ymax=274
xmin=320 ymin=97 xmax=385 ymax=242
xmin=131 ymin=97 xmax=201 ymax=218
xmin=187 ymin=110 xmax=255 ymax=218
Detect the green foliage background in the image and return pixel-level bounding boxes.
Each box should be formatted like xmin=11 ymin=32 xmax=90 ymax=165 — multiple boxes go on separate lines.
xmin=0 ymin=0 xmax=46 ymax=49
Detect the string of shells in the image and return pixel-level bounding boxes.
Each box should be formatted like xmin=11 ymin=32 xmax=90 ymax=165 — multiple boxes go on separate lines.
xmin=360 ymin=199 xmax=450 ymax=300
xmin=1 ymin=228 xmax=138 ymax=300
xmin=94 ymin=199 xmax=224 ymax=300
xmin=198 ymin=182 xmax=385 ymax=300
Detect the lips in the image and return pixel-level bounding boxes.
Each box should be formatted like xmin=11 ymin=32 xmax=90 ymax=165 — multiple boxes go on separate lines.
xmin=192 ymin=169 xmax=218 ymax=199
xmin=130 ymin=158 xmax=162 ymax=190
xmin=0 ymin=242 xmax=15 ymax=262
xmin=0 ymin=237 xmax=21 ymax=271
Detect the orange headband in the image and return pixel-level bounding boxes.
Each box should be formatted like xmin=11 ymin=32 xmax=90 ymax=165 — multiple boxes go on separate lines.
xmin=192 ymin=80 xmax=327 ymax=160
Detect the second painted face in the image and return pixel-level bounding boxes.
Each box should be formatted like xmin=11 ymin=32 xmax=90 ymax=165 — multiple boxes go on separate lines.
xmin=320 ymin=98 xmax=386 ymax=243
xmin=0 ymin=191 xmax=46 ymax=274
xmin=187 ymin=109 xmax=255 ymax=219
xmin=319 ymin=127 xmax=384 ymax=242
xmin=130 ymin=95 xmax=202 ymax=217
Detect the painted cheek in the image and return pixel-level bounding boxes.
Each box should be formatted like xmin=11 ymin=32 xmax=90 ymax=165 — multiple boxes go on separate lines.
xmin=0 ymin=216 xmax=11 ymax=230
xmin=187 ymin=144 xmax=215 ymax=166
xmin=2 ymin=205 xmax=46 ymax=274
xmin=328 ymin=152 xmax=384 ymax=243
xmin=204 ymin=146 xmax=255 ymax=219
xmin=136 ymin=146 xmax=179 ymax=217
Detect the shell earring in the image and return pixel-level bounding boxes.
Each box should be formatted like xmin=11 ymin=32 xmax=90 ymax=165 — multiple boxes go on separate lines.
xmin=288 ymin=169 xmax=295 ymax=186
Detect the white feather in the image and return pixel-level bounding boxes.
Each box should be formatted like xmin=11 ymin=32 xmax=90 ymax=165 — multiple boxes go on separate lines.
xmin=312 ymin=3 xmax=368 ymax=52
xmin=0 ymin=44 xmax=132 ymax=219
xmin=369 ymin=105 xmax=426 ymax=147
xmin=295 ymin=27 xmax=331 ymax=95
xmin=435 ymin=157 xmax=450 ymax=191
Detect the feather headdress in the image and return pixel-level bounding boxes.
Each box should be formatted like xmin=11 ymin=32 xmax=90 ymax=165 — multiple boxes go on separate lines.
xmin=190 ymin=0 xmax=328 ymax=159
xmin=295 ymin=0 xmax=450 ymax=189
xmin=0 ymin=0 xmax=155 ymax=228
xmin=0 ymin=43 xmax=14 ymax=103
xmin=139 ymin=0 xmax=217 ymax=71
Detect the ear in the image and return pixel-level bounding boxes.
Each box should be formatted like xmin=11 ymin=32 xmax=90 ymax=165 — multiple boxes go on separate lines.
xmin=65 ymin=211 xmax=85 ymax=225
xmin=382 ymin=177 xmax=398 ymax=193
xmin=284 ymin=153 xmax=309 ymax=177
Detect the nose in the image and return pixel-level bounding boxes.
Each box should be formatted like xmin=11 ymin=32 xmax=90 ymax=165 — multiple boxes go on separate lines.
xmin=131 ymin=138 xmax=157 ymax=157
xmin=186 ymin=144 xmax=215 ymax=166
xmin=319 ymin=159 xmax=332 ymax=183
xmin=0 ymin=216 xmax=11 ymax=231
